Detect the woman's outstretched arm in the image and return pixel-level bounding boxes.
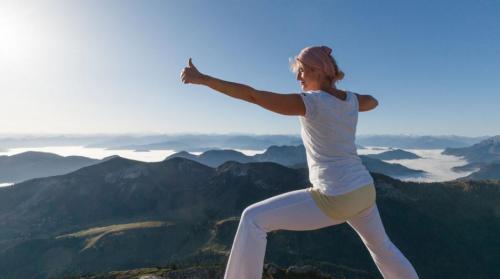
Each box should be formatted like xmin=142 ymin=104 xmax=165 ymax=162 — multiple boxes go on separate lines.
xmin=180 ymin=58 xmax=377 ymax=115
xmin=181 ymin=58 xmax=306 ymax=116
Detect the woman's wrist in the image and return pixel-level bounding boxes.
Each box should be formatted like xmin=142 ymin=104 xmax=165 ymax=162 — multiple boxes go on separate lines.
xmin=199 ymin=74 xmax=211 ymax=85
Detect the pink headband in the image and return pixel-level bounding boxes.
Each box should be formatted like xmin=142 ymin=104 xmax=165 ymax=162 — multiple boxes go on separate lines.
xmin=296 ymin=45 xmax=337 ymax=78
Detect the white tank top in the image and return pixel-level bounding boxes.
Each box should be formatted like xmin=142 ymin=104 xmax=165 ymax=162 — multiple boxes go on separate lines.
xmin=299 ymin=89 xmax=374 ymax=196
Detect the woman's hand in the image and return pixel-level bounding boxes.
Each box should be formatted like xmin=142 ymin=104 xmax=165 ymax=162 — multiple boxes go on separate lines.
xmin=180 ymin=58 xmax=206 ymax=85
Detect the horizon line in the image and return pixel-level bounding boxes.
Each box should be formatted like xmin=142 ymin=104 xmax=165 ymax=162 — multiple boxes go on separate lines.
xmin=0 ymin=132 xmax=494 ymax=138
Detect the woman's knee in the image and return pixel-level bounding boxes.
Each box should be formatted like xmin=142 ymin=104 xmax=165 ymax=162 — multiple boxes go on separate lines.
xmin=356 ymin=226 xmax=392 ymax=249
xmin=366 ymin=236 xmax=396 ymax=255
xmin=242 ymin=203 xmax=261 ymax=222
xmin=241 ymin=203 xmax=268 ymax=231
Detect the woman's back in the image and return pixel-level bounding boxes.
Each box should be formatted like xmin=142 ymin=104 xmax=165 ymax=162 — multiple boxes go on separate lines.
xmin=299 ymin=90 xmax=373 ymax=196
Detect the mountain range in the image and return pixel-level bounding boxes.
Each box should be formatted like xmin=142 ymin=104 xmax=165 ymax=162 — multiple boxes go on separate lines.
xmin=459 ymin=163 xmax=500 ymax=180
xmin=1 ymin=145 xmax=426 ymax=186
xmin=365 ymin=149 xmax=421 ymax=160
xmin=1 ymin=134 xmax=488 ymax=152
xmin=445 ymin=136 xmax=500 ymax=179
xmin=103 ymin=135 xmax=488 ymax=152
xmin=355 ymin=135 xmax=488 ymax=149
xmin=0 ymin=156 xmax=497 ymax=279
xmin=443 ymin=135 xmax=500 ymax=163
xmin=165 ymin=145 xmax=425 ymax=179
xmin=0 ymin=151 xmax=116 ymax=183
xmin=87 ymin=134 xmax=303 ymax=152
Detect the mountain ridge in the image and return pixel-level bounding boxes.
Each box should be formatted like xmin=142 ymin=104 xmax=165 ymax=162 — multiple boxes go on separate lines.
xmin=0 ymin=156 xmax=498 ymax=278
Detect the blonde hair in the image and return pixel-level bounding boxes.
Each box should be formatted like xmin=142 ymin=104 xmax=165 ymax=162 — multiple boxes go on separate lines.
xmin=289 ymin=47 xmax=345 ymax=84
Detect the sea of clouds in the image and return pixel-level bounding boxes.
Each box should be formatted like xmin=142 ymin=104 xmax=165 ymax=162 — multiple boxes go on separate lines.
xmin=0 ymin=145 xmax=476 ymax=186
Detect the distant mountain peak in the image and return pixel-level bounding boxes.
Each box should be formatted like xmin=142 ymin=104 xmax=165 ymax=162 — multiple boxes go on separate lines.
xmin=164 ymin=151 xmax=198 ymax=161
xmin=442 ymin=135 xmax=500 ymax=164
xmin=0 ymin=151 xmax=102 ymax=183
xmin=163 ymin=156 xmax=199 ymax=164
xmin=201 ymin=149 xmax=246 ymax=156
xmin=12 ymin=151 xmax=63 ymax=159
xmin=161 ymin=156 xmax=215 ymax=172
xmin=266 ymin=144 xmax=302 ymax=150
xmin=366 ymin=149 xmax=421 ymax=160
xmin=102 ymin=155 xmax=121 ymax=161
xmin=103 ymin=155 xmax=129 ymax=162
xmin=480 ymin=135 xmax=500 ymax=145
xmin=78 ymin=155 xmax=142 ymax=173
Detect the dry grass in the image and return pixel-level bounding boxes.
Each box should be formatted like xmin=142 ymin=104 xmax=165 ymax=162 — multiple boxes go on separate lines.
xmin=56 ymin=221 xmax=173 ymax=251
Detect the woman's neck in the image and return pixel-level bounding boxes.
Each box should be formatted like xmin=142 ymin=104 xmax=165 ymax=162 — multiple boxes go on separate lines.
xmin=318 ymin=85 xmax=346 ymax=101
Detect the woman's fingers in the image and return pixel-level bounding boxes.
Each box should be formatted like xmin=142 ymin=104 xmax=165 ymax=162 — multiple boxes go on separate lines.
xmin=180 ymin=71 xmax=187 ymax=84
xmin=180 ymin=68 xmax=193 ymax=84
xmin=181 ymin=58 xmax=201 ymax=84
xmin=188 ymin=58 xmax=197 ymax=70
xmin=180 ymin=70 xmax=186 ymax=83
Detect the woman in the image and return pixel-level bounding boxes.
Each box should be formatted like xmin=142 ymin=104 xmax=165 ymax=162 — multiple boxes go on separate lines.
xmin=180 ymin=45 xmax=419 ymax=279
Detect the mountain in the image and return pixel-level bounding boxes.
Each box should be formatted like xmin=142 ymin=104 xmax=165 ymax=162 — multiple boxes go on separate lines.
xmin=166 ymin=145 xmax=305 ymax=168
xmin=0 ymin=135 xmax=119 ymax=149
xmin=1 ymin=134 xmax=489 ymax=151
xmin=452 ymin=162 xmax=483 ymax=172
xmin=356 ymin=135 xmax=487 ymax=149
xmin=113 ymin=140 xmax=219 ymax=152
xmin=0 ymin=151 xmax=113 ymax=183
xmin=95 ymin=134 xmax=303 ymax=151
xmin=461 ymin=162 xmax=500 ymax=180
xmin=0 ymin=145 xmax=424 ymax=187
xmin=360 ymin=156 xmax=425 ymax=178
xmin=366 ymin=149 xmax=421 ymax=160
xmin=442 ymin=135 xmax=500 ymax=164
xmin=96 ymin=134 xmax=489 ymax=151
xmin=0 ymin=157 xmax=498 ymax=279
xmin=166 ymin=149 xmax=256 ymax=167
xmin=253 ymin=145 xmax=307 ymax=166
xmin=167 ymin=145 xmax=425 ymax=179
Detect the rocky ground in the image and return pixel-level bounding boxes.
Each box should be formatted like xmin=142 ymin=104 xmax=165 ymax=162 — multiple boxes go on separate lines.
xmin=71 ymin=262 xmax=378 ymax=279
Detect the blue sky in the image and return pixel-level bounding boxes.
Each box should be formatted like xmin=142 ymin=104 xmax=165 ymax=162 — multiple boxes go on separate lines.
xmin=0 ymin=0 xmax=498 ymax=137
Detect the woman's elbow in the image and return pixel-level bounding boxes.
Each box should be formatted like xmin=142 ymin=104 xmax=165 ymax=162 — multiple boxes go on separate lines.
xmin=373 ymin=99 xmax=379 ymax=109
xmin=369 ymin=96 xmax=379 ymax=110
xmin=359 ymin=97 xmax=378 ymax=112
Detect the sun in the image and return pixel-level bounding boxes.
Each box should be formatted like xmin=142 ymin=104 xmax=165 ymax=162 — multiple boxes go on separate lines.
xmin=0 ymin=9 xmax=47 ymax=67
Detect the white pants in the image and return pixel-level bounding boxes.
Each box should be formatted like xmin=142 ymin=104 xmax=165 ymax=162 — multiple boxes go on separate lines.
xmin=223 ymin=188 xmax=419 ymax=279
